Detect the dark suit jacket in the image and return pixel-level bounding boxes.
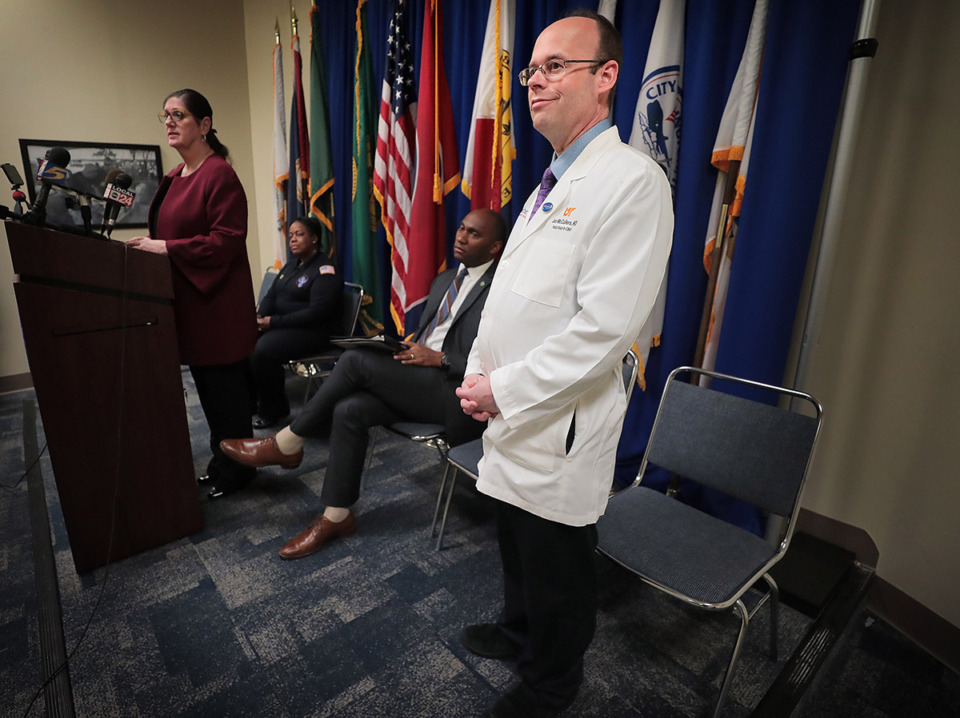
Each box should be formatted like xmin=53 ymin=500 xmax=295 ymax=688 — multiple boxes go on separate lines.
xmin=413 ymin=263 xmax=497 ymax=445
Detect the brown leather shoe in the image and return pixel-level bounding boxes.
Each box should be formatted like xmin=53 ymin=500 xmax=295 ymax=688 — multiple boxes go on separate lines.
xmin=219 ymin=436 xmax=304 ymax=469
xmin=279 ymin=512 xmax=356 ymax=560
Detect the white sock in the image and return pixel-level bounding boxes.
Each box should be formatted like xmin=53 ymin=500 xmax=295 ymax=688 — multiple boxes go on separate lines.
xmin=274 ymin=427 xmax=304 ymax=455
xmin=323 ymin=506 xmax=351 ymax=523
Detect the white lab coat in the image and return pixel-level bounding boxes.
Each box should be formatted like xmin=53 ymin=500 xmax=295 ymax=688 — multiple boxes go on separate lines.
xmin=467 ymin=127 xmax=673 ymax=526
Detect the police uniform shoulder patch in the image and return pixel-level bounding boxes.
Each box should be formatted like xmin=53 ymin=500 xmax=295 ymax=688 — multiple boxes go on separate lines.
xmin=319 ymin=264 xmax=336 ymax=275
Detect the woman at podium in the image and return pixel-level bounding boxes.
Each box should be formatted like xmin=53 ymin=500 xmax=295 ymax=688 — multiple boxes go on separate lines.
xmin=251 ymin=216 xmax=343 ymax=428
xmin=128 ymin=89 xmax=258 ymax=500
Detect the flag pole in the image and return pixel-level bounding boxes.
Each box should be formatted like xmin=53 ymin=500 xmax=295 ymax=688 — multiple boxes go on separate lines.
xmin=791 ymin=0 xmax=880 ymax=395
xmin=692 ymin=160 xmax=740 ymax=370
xmin=275 ymin=18 xmax=280 ymax=46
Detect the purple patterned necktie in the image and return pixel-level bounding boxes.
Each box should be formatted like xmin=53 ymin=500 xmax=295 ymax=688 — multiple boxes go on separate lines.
xmin=528 ymin=167 xmax=557 ymax=223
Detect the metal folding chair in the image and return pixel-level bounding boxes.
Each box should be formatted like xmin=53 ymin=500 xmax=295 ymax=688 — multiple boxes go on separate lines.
xmin=596 ymin=366 xmax=822 ymax=717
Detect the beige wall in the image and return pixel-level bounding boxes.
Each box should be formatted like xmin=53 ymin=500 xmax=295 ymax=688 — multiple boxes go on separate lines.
xmin=802 ymin=0 xmax=960 ymax=628
xmin=0 ymin=0 xmax=259 ymax=377
xmin=1 ymin=0 xmax=958 ymax=630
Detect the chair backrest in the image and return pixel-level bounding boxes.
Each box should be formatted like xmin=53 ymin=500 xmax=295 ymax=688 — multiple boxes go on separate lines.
xmin=338 ymin=282 xmax=364 ymax=336
xmin=622 ymin=348 xmax=639 ymax=403
xmin=256 ymin=267 xmax=279 ymax=310
xmin=642 ymin=366 xmax=822 ymax=519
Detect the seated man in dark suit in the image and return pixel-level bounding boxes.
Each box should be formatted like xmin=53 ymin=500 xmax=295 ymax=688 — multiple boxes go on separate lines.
xmin=220 ymin=208 xmax=507 ymax=559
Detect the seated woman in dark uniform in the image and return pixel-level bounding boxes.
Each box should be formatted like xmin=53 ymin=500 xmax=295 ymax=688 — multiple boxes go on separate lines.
xmin=251 ymin=216 xmax=343 ymax=428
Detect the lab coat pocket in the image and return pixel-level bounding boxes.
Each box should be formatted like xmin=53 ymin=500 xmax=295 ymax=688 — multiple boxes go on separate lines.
xmin=510 ymin=240 xmax=574 ymax=308
xmin=484 ymin=404 xmax=572 ymax=473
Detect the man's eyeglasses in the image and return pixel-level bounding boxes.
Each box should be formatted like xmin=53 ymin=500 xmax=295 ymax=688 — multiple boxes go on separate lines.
xmin=518 ymin=59 xmax=608 ymax=86
xmin=157 ymin=110 xmax=192 ymax=124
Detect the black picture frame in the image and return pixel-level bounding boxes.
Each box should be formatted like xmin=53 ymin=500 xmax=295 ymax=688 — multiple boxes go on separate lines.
xmin=18 ymin=139 xmax=162 ymax=232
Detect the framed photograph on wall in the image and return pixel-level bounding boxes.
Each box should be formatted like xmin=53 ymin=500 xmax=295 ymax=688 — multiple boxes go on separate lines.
xmin=18 ymin=139 xmax=162 ymax=233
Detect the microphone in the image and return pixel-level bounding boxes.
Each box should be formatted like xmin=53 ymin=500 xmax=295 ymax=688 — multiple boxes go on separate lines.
xmin=101 ymin=170 xmax=135 ymax=238
xmin=24 ymin=147 xmax=71 ymax=226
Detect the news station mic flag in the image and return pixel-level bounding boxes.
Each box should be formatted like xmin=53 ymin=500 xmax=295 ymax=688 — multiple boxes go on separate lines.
xmin=373 ymin=0 xmax=417 ymax=334
xmin=25 ymin=147 xmax=71 ymax=225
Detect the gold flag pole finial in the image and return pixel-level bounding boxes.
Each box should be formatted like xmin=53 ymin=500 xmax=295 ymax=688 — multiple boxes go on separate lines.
xmin=291 ymin=5 xmax=299 ymax=36
xmin=274 ymin=18 xmax=281 ymax=45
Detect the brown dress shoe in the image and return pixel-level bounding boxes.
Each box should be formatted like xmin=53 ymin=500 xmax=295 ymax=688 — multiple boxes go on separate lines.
xmin=279 ymin=512 xmax=357 ymax=560
xmin=220 ymin=436 xmax=304 ymax=469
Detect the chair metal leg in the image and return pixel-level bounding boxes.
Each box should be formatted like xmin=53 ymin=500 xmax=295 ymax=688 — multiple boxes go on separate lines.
xmin=431 ymin=464 xmax=453 ymax=537
xmin=434 ymin=466 xmax=460 ymax=551
xmin=762 ymin=573 xmax=780 ymax=660
xmin=713 ymin=599 xmax=751 ymax=718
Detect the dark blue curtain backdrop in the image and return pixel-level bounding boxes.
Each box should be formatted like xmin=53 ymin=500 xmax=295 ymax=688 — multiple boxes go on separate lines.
xmin=310 ymin=0 xmax=861 ymax=526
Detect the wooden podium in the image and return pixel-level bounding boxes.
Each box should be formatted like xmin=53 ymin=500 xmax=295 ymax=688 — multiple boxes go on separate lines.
xmin=5 ymin=222 xmax=202 ymax=573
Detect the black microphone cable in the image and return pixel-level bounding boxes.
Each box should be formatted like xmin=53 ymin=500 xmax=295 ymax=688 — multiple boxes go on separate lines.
xmin=0 ymin=441 xmax=49 ymax=491
xmin=20 ymin=242 xmax=133 ymax=718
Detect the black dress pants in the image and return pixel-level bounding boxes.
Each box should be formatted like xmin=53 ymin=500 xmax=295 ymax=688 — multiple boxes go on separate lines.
xmin=289 ymin=349 xmax=447 ymax=507
xmin=495 ymin=499 xmax=599 ymax=711
xmin=190 ymin=360 xmax=257 ymax=487
xmin=249 ymin=328 xmax=329 ymax=420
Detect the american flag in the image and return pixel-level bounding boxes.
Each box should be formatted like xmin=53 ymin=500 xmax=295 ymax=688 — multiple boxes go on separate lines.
xmin=373 ymin=0 xmax=417 ymax=334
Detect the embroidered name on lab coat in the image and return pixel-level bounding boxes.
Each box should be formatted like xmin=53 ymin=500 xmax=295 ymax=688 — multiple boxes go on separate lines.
xmin=549 ymin=217 xmax=579 ymax=232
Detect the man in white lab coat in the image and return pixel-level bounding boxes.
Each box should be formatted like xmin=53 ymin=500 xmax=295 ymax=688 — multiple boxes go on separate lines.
xmin=456 ymin=10 xmax=674 ymax=717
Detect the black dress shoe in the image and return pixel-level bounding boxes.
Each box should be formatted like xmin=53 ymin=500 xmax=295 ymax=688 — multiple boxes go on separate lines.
xmin=253 ymin=416 xmax=277 ymax=429
xmin=196 ymin=474 xmax=216 ymax=485
xmin=461 ymin=624 xmax=522 ymax=660
xmin=485 ymin=685 xmax=574 ymax=718
xmin=207 ymin=477 xmax=252 ymax=500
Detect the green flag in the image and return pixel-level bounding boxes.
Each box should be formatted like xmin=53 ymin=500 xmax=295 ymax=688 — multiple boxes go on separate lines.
xmin=352 ymin=0 xmax=381 ymax=330
xmin=309 ymin=4 xmax=336 ymax=256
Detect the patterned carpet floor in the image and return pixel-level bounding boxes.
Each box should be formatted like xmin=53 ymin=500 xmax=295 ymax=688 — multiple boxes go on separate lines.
xmin=1 ymin=374 xmax=957 ymax=717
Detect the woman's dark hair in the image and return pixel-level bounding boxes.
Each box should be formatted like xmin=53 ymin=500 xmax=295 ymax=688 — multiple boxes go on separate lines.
xmin=164 ymin=88 xmax=230 ymax=160
xmin=289 ymin=215 xmax=325 ymax=243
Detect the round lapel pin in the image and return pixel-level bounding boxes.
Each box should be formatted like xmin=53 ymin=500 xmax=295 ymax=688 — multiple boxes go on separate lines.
xmin=542 ymin=202 xmax=553 ymax=213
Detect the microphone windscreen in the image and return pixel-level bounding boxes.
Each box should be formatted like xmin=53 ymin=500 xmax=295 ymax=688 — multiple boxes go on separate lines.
xmin=104 ymin=168 xmax=122 ymax=187
xmin=115 ymin=172 xmax=133 ymax=190
xmin=47 ymin=147 xmax=71 ymax=167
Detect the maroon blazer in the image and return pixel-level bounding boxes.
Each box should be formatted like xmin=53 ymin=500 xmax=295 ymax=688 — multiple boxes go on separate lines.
xmin=149 ymin=155 xmax=257 ymax=366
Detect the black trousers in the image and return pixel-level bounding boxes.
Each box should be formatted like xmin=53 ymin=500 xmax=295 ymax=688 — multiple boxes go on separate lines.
xmin=249 ymin=328 xmax=329 ymax=420
xmin=289 ymin=349 xmax=447 ymax=507
xmin=190 ymin=360 xmax=256 ymax=486
xmin=495 ymin=499 xmax=599 ymax=710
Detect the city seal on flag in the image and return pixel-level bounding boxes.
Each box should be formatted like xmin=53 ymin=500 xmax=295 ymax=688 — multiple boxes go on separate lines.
xmin=636 ymin=64 xmax=682 ymax=174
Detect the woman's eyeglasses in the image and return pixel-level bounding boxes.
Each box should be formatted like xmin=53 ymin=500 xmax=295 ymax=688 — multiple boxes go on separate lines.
xmin=158 ymin=110 xmax=192 ymax=124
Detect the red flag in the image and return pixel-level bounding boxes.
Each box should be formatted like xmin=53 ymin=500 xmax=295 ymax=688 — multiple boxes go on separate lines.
xmin=406 ymin=0 xmax=460 ymax=333
xmin=374 ymin=0 xmax=418 ymax=333
xmin=462 ymin=0 xmax=516 ymax=212
xmin=287 ymin=15 xmax=310 ymax=224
